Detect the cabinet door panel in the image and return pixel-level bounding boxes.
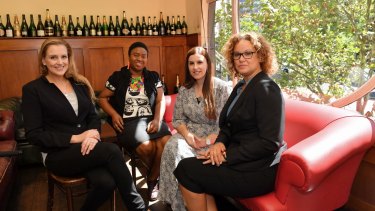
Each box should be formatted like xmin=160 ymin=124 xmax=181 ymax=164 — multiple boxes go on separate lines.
xmin=0 ymin=50 xmax=39 ymax=98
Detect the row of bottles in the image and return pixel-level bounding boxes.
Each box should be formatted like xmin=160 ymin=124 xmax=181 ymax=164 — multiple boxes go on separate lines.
xmin=0 ymin=10 xmax=188 ymax=38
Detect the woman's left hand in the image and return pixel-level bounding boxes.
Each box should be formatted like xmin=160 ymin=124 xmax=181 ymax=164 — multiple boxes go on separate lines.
xmin=197 ymin=142 xmax=226 ymax=166
xmin=146 ymin=119 xmax=160 ymax=134
xmin=81 ymin=137 xmax=99 ymax=155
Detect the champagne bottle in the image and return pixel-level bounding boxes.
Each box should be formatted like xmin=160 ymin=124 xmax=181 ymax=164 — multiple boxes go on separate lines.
xmin=89 ymin=15 xmax=96 ymax=36
xmin=141 ymin=16 xmax=147 ymax=36
xmin=181 ymin=16 xmax=188 ymax=35
xmin=135 ymin=16 xmax=141 ymax=36
xmin=115 ymin=16 xmax=121 ymax=36
xmin=13 ymin=15 xmax=22 ymax=38
xmin=152 ymin=16 xmax=159 ymax=36
xmin=96 ymin=16 xmax=103 ymax=36
xmin=75 ymin=17 xmax=82 ymax=36
xmin=67 ymin=15 xmax=75 ymax=36
xmin=28 ymin=15 xmax=37 ymax=37
xmin=61 ymin=15 xmax=68 ymax=37
xmin=159 ymin=12 xmax=166 ymax=36
xmin=174 ymin=74 xmax=180 ymax=94
xmin=37 ymin=14 xmax=45 ymax=37
xmin=147 ymin=16 xmax=152 ymax=36
xmin=108 ymin=16 xmax=115 ymax=36
xmin=162 ymin=74 xmax=168 ymax=95
xmin=0 ymin=16 xmax=5 ymax=37
xmin=176 ymin=15 xmax=182 ymax=35
xmin=5 ymin=14 xmax=14 ymax=38
xmin=165 ymin=16 xmax=171 ymax=35
xmin=21 ymin=14 xmax=28 ymax=37
xmin=44 ymin=9 xmax=54 ymax=36
xmin=102 ymin=16 xmax=109 ymax=36
xmin=129 ymin=18 xmax=136 ymax=36
xmin=121 ymin=11 xmax=130 ymax=36
xmin=82 ymin=15 xmax=89 ymax=36
xmin=170 ymin=16 xmax=176 ymax=35
xmin=53 ymin=15 xmax=62 ymax=37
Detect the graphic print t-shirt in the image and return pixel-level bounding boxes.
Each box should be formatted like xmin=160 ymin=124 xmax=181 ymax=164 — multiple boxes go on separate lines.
xmin=123 ymin=76 xmax=152 ymax=119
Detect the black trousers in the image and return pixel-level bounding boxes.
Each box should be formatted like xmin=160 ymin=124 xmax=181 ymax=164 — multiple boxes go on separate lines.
xmin=45 ymin=142 xmax=145 ymax=211
xmin=174 ymin=157 xmax=278 ymax=198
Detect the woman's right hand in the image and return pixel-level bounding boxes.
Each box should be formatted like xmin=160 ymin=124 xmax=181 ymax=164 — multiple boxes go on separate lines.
xmin=111 ymin=113 xmax=124 ymax=132
xmin=71 ymin=129 xmax=100 ymax=143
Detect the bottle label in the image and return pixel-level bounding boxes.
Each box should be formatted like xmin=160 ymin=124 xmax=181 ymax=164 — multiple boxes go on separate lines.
xmin=171 ymin=30 xmax=176 ymax=35
xmin=110 ymin=31 xmax=115 ymax=36
xmin=153 ymin=31 xmax=159 ymax=36
xmin=90 ymin=29 xmax=96 ymax=36
xmin=37 ymin=30 xmax=45 ymax=37
xmin=0 ymin=29 xmax=5 ymax=36
xmin=122 ymin=28 xmax=129 ymax=35
xmin=62 ymin=30 xmax=68 ymax=37
xmin=176 ymin=29 xmax=182 ymax=35
xmin=76 ymin=30 xmax=82 ymax=36
xmin=22 ymin=31 xmax=28 ymax=36
xmin=69 ymin=30 xmax=75 ymax=36
xmin=182 ymin=28 xmax=187 ymax=34
xmin=131 ymin=30 xmax=136 ymax=35
xmin=46 ymin=27 xmax=54 ymax=36
xmin=160 ymin=28 xmax=165 ymax=35
xmin=97 ymin=31 xmax=102 ymax=36
xmin=6 ymin=29 xmax=13 ymax=37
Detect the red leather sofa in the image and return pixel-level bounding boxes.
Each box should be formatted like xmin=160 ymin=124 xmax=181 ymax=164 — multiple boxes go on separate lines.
xmin=0 ymin=110 xmax=18 ymax=210
xmin=164 ymin=94 xmax=375 ymax=211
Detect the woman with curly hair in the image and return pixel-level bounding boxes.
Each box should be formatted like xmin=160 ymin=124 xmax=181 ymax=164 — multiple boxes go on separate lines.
xmin=174 ymin=32 xmax=287 ymax=211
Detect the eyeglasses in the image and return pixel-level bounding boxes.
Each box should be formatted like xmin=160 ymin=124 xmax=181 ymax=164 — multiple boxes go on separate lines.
xmin=233 ymin=51 xmax=256 ymax=60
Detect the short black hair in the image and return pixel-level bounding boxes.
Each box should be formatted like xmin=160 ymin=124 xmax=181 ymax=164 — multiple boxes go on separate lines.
xmin=128 ymin=42 xmax=149 ymax=56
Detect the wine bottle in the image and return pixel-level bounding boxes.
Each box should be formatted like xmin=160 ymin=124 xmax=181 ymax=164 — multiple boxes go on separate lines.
xmin=61 ymin=15 xmax=68 ymax=37
xmin=20 ymin=14 xmax=28 ymax=37
xmin=174 ymin=74 xmax=180 ymax=94
xmin=28 ymin=15 xmax=37 ymax=37
xmin=36 ymin=14 xmax=45 ymax=37
xmin=96 ymin=15 xmax=103 ymax=36
xmin=13 ymin=15 xmax=22 ymax=38
xmin=121 ymin=11 xmax=130 ymax=36
xmin=176 ymin=15 xmax=182 ymax=35
xmin=170 ymin=16 xmax=176 ymax=35
xmin=89 ymin=15 xmax=96 ymax=36
xmin=102 ymin=16 xmax=109 ymax=36
xmin=44 ymin=9 xmax=54 ymax=36
xmin=152 ymin=16 xmax=159 ymax=36
xmin=181 ymin=16 xmax=188 ymax=35
xmin=135 ymin=16 xmax=141 ymax=36
xmin=129 ymin=18 xmax=136 ymax=36
xmin=108 ymin=16 xmax=115 ymax=36
xmin=147 ymin=16 xmax=152 ymax=36
xmin=82 ymin=15 xmax=89 ymax=36
xmin=141 ymin=16 xmax=147 ymax=36
xmin=5 ymin=14 xmax=14 ymax=38
xmin=53 ymin=15 xmax=62 ymax=37
xmin=115 ymin=16 xmax=121 ymax=36
xmin=159 ymin=12 xmax=166 ymax=36
xmin=67 ymin=15 xmax=75 ymax=36
xmin=165 ymin=16 xmax=171 ymax=35
xmin=162 ymin=74 xmax=168 ymax=95
xmin=0 ymin=16 xmax=5 ymax=37
xmin=75 ymin=17 xmax=82 ymax=36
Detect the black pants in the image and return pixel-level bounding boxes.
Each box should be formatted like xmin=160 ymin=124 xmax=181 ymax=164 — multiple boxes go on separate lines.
xmin=45 ymin=142 xmax=145 ymax=211
xmin=174 ymin=157 xmax=278 ymax=198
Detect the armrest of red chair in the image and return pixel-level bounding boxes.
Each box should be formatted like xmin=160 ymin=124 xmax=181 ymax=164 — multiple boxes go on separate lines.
xmin=0 ymin=110 xmax=15 ymax=141
xmin=164 ymin=94 xmax=177 ymax=134
xmin=276 ymin=116 xmax=375 ymax=203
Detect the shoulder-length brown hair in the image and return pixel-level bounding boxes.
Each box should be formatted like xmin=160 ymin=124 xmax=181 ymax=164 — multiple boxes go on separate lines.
xmin=222 ymin=32 xmax=279 ymax=78
xmin=184 ymin=47 xmax=216 ymax=120
xmin=39 ymin=38 xmax=96 ymax=101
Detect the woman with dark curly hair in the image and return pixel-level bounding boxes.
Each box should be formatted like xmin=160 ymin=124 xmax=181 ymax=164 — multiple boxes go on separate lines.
xmin=174 ymin=32 xmax=287 ymax=210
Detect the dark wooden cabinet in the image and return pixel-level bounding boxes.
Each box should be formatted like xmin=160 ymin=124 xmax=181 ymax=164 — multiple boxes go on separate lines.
xmin=0 ymin=34 xmax=199 ymax=99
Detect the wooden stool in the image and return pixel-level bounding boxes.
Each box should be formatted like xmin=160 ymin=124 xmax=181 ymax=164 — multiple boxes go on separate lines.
xmin=47 ymin=171 xmax=116 ymax=211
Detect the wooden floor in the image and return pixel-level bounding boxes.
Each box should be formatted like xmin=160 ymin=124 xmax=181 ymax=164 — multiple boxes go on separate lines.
xmin=5 ymin=155 xmax=172 ymax=211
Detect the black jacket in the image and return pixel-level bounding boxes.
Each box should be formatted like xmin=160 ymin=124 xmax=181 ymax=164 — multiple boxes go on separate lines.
xmin=22 ymin=76 xmax=101 ymax=153
xmin=217 ymin=72 xmax=286 ymax=171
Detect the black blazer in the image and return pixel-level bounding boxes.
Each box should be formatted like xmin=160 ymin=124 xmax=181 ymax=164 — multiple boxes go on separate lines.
xmin=217 ymin=72 xmax=285 ymax=172
xmin=22 ymin=76 xmax=101 ymax=153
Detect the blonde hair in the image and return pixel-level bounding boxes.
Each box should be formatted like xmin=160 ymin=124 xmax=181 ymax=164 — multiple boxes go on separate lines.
xmin=222 ymin=32 xmax=278 ymax=78
xmin=39 ymin=38 xmax=96 ymax=101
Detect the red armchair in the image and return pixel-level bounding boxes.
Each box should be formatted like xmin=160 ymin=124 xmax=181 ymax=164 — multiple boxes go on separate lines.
xmin=0 ymin=110 xmax=19 ymax=210
xmin=164 ymin=94 xmax=177 ymax=134
xmin=236 ymin=99 xmax=375 ymax=211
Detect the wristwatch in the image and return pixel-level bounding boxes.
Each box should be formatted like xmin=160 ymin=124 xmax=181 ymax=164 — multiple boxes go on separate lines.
xmin=206 ymin=138 xmax=211 ymax=146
